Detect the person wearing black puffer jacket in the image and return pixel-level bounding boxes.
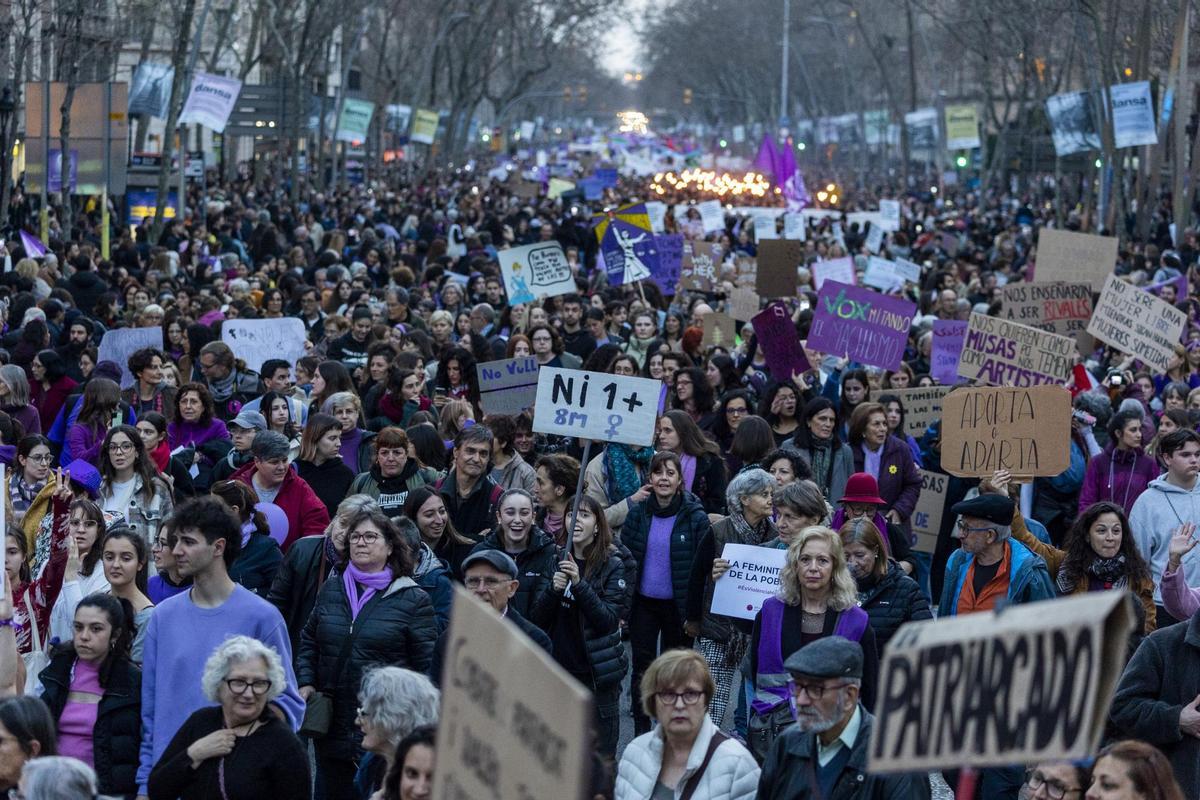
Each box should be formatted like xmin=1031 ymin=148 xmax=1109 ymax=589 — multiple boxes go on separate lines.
xmin=296 ymin=505 xmax=437 ymax=799
xmin=838 ymin=517 xmax=931 ymax=652
xmin=531 ymin=494 xmax=629 ymax=759
xmin=468 ymin=488 xmax=558 ymax=619
xmin=620 ymin=451 xmax=713 ymax=735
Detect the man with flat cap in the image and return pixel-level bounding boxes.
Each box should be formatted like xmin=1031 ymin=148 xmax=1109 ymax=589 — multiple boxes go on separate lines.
xmin=758 ymin=637 xmax=929 ymax=799
xmin=937 ymin=492 xmax=1054 ymax=618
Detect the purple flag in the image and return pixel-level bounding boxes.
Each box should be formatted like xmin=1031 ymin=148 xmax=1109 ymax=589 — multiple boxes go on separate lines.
xmin=19 ymin=230 xmax=46 ymax=258
xmin=776 ymin=140 xmax=810 ymax=211
xmin=753 ymin=135 xmax=780 ymax=179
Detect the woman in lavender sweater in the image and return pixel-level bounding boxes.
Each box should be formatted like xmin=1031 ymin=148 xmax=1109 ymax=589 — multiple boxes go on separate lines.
xmin=166 ymin=383 xmax=231 ymax=491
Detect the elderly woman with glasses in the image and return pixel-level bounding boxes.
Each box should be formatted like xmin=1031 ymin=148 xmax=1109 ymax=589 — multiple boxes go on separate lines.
xmin=148 ymin=635 xmax=309 ymax=799
xmin=1020 ymin=761 xmax=1090 ymax=800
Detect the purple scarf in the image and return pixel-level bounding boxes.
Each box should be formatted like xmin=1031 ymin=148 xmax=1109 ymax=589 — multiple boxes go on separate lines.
xmin=342 ymin=562 xmax=394 ymax=620
xmin=680 ymin=453 xmax=698 ymax=492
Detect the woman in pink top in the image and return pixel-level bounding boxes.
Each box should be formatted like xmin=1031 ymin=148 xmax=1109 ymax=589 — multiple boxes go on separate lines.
xmin=37 ymin=593 xmax=141 ymax=798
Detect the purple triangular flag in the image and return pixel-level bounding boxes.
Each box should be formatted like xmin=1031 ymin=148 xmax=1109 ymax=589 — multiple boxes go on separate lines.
xmin=752 ymin=134 xmax=780 ymax=181
xmin=777 ymin=139 xmax=810 ymax=211
xmin=19 ymin=230 xmax=46 ymax=258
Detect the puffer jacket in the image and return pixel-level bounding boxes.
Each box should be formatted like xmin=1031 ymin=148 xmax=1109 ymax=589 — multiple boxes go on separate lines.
xmin=40 ymin=651 xmax=142 ymax=798
xmin=469 ymin=527 xmax=559 ymax=619
xmin=616 ymin=714 xmax=760 ymax=800
xmin=621 ymin=490 xmax=712 ymax=619
xmin=412 ymin=541 xmax=453 ymax=633
xmin=855 ymin=560 xmax=932 ymax=653
xmin=266 ymin=535 xmax=334 ymax=662
xmin=530 ymin=546 xmax=629 ymax=689
xmin=296 ymin=574 xmax=437 ymax=763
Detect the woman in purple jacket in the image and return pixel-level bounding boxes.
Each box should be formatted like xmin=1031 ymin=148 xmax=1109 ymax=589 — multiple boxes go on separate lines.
xmin=848 ymin=403 xmax=921 ymax=531
xmin=1078 ymin=409 xmax=1159 ymax=516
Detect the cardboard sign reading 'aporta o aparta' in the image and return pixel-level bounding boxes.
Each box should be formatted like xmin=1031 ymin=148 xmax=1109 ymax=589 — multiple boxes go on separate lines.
xmin=940 ymin=385 xmax=1072 ymax=477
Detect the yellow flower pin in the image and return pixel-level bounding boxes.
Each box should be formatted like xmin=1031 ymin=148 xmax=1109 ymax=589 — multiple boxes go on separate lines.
xmin=888 ymin=465 xmax=898 ymax=474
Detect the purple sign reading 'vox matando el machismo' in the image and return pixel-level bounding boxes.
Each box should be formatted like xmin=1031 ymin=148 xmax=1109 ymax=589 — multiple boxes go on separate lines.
xmin=808 ymin=281 xmax=917 ymax=372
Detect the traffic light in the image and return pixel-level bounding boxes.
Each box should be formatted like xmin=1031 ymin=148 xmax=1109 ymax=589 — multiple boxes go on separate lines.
xmin=683 ymin=88 xmax=693 ymax=105
xmin=563 ymin=86 xmax=573 ymax=102
xmin=577 ymin=85 xmax=587 ymax=103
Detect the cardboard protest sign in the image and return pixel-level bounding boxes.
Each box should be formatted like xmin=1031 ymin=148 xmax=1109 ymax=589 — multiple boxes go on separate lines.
xmin=1087 ymin=274 xmax=1187 ymax=373
xmin=681 ymin=241 xmax=721 ymax=292
xmin=1036 ymin=229 xmax=1117 ymax=290
xmin=477 ymin=357 xmax=539 ymax=417
xmin=808 ymin=281 xmax=917 ymax=372
xmin=931 ymin=320 xmax=967 ymax=385
xmin=498 ymin=242 xmax=575 ymax=304
xmin=869 ymin=590 xmax=1133 ymax=772
xmin=511 ymin=179 xmax=541 ymax=200
xmin=752 ymin=302 xmax=811 ymax=381
xmin=811 ymin=257 xmax=855 ymax=291
xmin=702 ymin=312 xmax=738 ymax=349
xmin=434 ymin=587 xmax=591 ymax=800
xmin=652 ymin=234 xmax=683 ymax=296
xmin=221 ymin=318 xmax=307 ymax=376
xmin=755 ymin=240 xmax=802 ymax=297
xmin=958 ymin=313 xmax=1075 ymax=386
xmin=871 ymin=386 xmax=952 ymax=439
xmin=710 ymin=544 xmax=787 ymax=620
xmin=1001 ymin=282 xmax=1094 ymax=337
xmin=532 ymin=367 xmax=661 ymax=446
xmin=878 ymin=200 xmax=901 ymax=232
xmin=940 ymin=385 xmax=1071 ymax=477
xmin=98 ymin=327 xmax=164 ymax=388
xmin=697 ymin=199 xmax=725 ymax=234
xmin=732 ymin=256 xmax=756 ymax=290
xmin=911 ymin=470 xmax=947 ymax=554
xmin=729 ymin=287 xmax=760 ymax=322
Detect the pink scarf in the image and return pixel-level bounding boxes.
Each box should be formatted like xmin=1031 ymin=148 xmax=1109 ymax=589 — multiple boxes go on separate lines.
xmin=343 ymin=562 xmax=394 ymax=620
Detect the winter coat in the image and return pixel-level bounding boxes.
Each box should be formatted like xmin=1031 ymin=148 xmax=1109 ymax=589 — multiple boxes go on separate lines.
xmin=349 ymin=462 xmax=441 ymax=518
xmin=855 ymin=561 xmax=932 ymax=653
xmin=852 ymin=435 xmax=922 ymax=528
xmin=296 ymin=573 xmax=437 ymax=763
xmin=411 ymin=541 xmax=453 ymax=633
xmin=230 ymin=461 xmax=331 ymax=552
xmin=469 ymin=527 xmax=559 ymax=619
xmin=783 ymin=436 xmax=855 ymax=505
xmin=434 ymin=469 xmax=502 ymax=542
xmin=228 ymin=532 xmax=283 ymax=598
xmin=937 ymin=537 xmax=1056 ymax=617
xmin=757 ymin=708 xmax=928 ymax=800
xmin=1129 ymin=476 xmax=1200 ymax=605
xmin=1109 ymin=611 xmax=1200 ymax=799
xmin=621 ymin=491 xmax=712 ymax=619
xmin=40 ymin=652 xmax=142 ymax=798
xmin=266 ymin=535 xmax=334 ymax=661
xmin=98 ymin=474 xmax=173 ymax=552
xmin=687 ymin=452 xmax=729 ymax=515
xmin=1078 ymin=443 xmax=1158 ymax=515
xmin=493 ymin=451 xmax=537 ymax=493
xmin=296 ymin=458 xmax=356 ymax=517
xmin=616 ymin=715 xmax=760 ymax=800
xmin=530 ymin=546 xmax=628 ymax=690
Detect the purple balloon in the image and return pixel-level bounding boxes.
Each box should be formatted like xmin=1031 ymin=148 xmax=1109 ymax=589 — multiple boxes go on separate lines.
xmin=255 ymin=502 xmax=290 ymax=547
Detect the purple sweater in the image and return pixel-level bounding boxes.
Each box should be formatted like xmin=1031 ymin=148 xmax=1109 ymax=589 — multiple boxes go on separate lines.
xmin=65 ymin=421 xmax=106 ymax=464
xmin=136 ymin=585 xmax=304 ymax=794
xmin=339 ymin=427 xmax=365 ymax=472
xmin=1078 ymin=443 xmax=1159 ymax=515
xmin=167 ymin=417 xmax=230 ymax=450
xmin=639 ymin=513 xmax=678 ymax=599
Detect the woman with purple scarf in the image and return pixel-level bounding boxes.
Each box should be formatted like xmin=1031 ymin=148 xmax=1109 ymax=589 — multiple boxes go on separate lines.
xmin=296 ymin=503 xmax=438 ymax=800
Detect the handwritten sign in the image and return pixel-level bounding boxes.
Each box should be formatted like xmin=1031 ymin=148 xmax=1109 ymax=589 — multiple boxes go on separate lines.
xmin=220 ymin=318 xmax=306 ymax=377
xmin=681 ymin=241 xmax=721 ymax=292
xmin=863 ymin=256 xmax=918 ymax=292
xmin=940 ymin=385 xmax=1071 ymax=477
xmin=872 ymin=385 xmax=952 ymax=439
xmin=702 ymin=312 xmax=738 ymax=348
xmin=434 ymin=587 xmax=590 ymax=800
xmin=783 ymin=213 xmax=806 ymax=241
xmin=1087 ymin=274 xmax=1187 ymax=373
xmin=532 ymin=367 xmax=661 ymax=447
xmin=931 ymin=320 xmax=967 ymax=384
xmin=752 ymin=208 xmax=780 ymax=241
xmin=957 ymin=313 xmax=1074 ymax=386
xmin=869 ymin=591 xmax=1133 ymax=771
xmin=1001 ymin=282 xmax=1093 ymax=337
xmin=477 ymin=357 xmax=539 ymax=417
xmin=808 ymin=281 xmax=917 ymax=372
xmin=710 ymin=544 xmax=787 ymax=620
xmin=878 ymin=200 xmax=901 ymax=232
xmin=98 ymin=327 xmax=165 ymax=389
xmin=729 ymin=287 xmax=761 ymax=323
xmin=865 ymin=223 xmax=885 ymax=254
xmin=652 ymin=233 xmax=684 ymax=296
xmin=1036 ymin=228 xmax=1118 ymax=290
xmin=811 ymin=257 xmax=856 ymax=291
xmin=756 ymin=240 xmax=802 ymax=297
xmin=911 ymin=470 xmax=947 ymax=554
xmin=498 ymin=241 xmax=575 ymax=304
xmin=752 ymin=302 xmax=811 ymax=381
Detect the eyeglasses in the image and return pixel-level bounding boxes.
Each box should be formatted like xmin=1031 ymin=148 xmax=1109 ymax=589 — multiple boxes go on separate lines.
xmin=152 ymin=539 xmax=171 ymax=551
xmin=225 ymin=678 xmax=272 ymax=696
xmin=464 ymin=576 xmax=509 ymax=589
xmin=26 ymin=454 xmax=53 ymax=464
xmin=107 ymin=442 xmax=135 ymax=453
xmin=726 ymin=407 xmax=748 ymax=416
xmin=1024 ymin=770 xmax=1079 ymax=799
xmin=791 ymin=681 xmax=848 ymax=700
xmin=531 ymin=336 xmax=552 ymax=343
xmin=348 ymin=532 xmax=381 ymax=545
xmin=955 ymin=519 xmax=996 ymax=535
xmin=655 ymin=690 xmax=704 ymax=706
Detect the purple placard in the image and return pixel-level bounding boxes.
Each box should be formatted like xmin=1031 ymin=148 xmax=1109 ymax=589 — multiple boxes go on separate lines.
xmin=601 ymin=218 xmax=661 ymax=285
xmin=808 ymin=281 xmax=916 ymax=371
xmin=932 ymin=319 xmax=967 ymax=384
xmin=752 ymin=302 xmax=811 ymax=381
xmin=653 ymin=234 xmax=683 ymax=296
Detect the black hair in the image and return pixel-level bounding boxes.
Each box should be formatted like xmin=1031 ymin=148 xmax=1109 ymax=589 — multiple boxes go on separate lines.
xmin=381 ymin=726 xmax=436 ymax=800
xmin=170 ymin=496 xmax=243 ymax=568
xmin=1160 ymin=428 xmax=1200 ymax=457
xmin=260 ymin=358 xmax=292 ymax=381
xmin=761 ymin=448 xmax=814 ymax=482
xmin=0 ymin=696 xmax=56 ymax=757
xmin=406 ymin=423 xmax=446 ymax=471
xmin=69 ymin=593 xmax=136 ymax=687
xmin=33 ymin=349 xmax=67 ymax=382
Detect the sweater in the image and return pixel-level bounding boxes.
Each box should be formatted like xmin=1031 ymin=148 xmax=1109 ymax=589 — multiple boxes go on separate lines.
xmin=1078 ymin=443 xmax=1158 ymax=515
xmin=136 ymin=585 xmax=304 ymax=794
xmin=616 ymin=715 xmax=760 ymax=800
xmin=296 ymin=457 xmax=356 ymax=517
xmin=1129 ymin=476 xmax=1200 ymax=604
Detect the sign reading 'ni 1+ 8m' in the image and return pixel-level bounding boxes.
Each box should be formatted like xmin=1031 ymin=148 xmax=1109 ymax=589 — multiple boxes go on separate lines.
xmin=532 ymin=368 xmax=661 ymax=447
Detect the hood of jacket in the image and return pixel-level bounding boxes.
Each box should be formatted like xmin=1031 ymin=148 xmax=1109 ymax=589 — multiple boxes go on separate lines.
xmin=412 ymin=542 xmax=445 ymax=580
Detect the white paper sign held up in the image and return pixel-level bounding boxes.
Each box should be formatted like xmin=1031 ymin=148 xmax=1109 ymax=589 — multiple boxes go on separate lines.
xmin=710 ymin=543 xmax=787 ymax=620
xmin=532 ymin=367 xmax=661 ymax=446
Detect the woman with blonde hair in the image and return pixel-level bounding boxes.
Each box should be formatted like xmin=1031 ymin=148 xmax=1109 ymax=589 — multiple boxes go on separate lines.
xmin=745 ymin=525 xmax=877 ymax=760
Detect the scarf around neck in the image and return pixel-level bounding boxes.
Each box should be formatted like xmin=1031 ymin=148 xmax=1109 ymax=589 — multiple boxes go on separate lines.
xmin=1058 ymin=554 xmax=1128 ymax=594
xmin=343 ymin=562 xmax=394 ymax=620
xmin=606 ymin=444 xmax=654 ymax=502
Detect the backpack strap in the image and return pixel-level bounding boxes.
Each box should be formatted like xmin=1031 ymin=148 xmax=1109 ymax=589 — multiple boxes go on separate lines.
xmin=679 ymin=731 xmax=729 ymax=800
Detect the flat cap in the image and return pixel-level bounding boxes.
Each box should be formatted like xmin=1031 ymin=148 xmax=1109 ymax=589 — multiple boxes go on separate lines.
xmin=950 ymin=494 xmax=1014 ymax=526
xmin=784 ymin=637 xmax=864 ymax=680
xmin=461 ymin=549 xmax=518 ymax=579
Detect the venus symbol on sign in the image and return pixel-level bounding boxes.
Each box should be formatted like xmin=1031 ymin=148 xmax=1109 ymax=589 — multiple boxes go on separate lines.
xmin=605 ymin=414 xmax=622 ymax=438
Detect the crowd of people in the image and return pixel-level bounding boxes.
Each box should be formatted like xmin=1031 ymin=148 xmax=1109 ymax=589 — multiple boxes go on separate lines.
xmin=0 ymin=151 xmax=1190 ymax=799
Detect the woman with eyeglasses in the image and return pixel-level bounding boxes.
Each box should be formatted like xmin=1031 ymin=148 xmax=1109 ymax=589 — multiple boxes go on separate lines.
xmin=10 ymin=436 xmax=53 ymax=524
xmin=97 ymin=425 xmax=173 ymax=555
xmin=148 ymin=635 xmax=309 ymax=799
xmin=37 ymin=593 xmax=141 ymax=798
xmin=1020 ymin=761 xmax=1090 ymax=800
xmin=297 ymin=505 xmax=437 ymax=798
xmin=147 ymin=519 xmax=190 ymax=604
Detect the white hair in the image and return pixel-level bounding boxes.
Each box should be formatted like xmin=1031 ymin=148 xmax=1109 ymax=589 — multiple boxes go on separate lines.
xmin=20 ymin=757 xmax=97 ymax=800
xmin=726 ymin=468 xmax=774 ymax=517
xmin=201 ymin=635 xmax=287 ymax=704
xmin=358 ymin=666 xmax=441 ymax=750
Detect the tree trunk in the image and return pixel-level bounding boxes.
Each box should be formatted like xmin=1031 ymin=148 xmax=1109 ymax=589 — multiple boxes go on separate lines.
xmin=151 ymin=0 xmax=198 ymax=240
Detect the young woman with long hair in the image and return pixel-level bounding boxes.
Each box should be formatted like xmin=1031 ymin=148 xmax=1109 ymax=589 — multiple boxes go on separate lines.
xmin=296 ymin=413 xmax=356 ymax=517
xmin=656 ymin=410 xmax=728 ymax=514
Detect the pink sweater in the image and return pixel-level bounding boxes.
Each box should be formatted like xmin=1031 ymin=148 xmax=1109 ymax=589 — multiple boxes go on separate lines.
xmin=57 ymin=657 xmax=102 ymax=766
xmin=1161 ymin=565 xmax=1200 ymax=622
